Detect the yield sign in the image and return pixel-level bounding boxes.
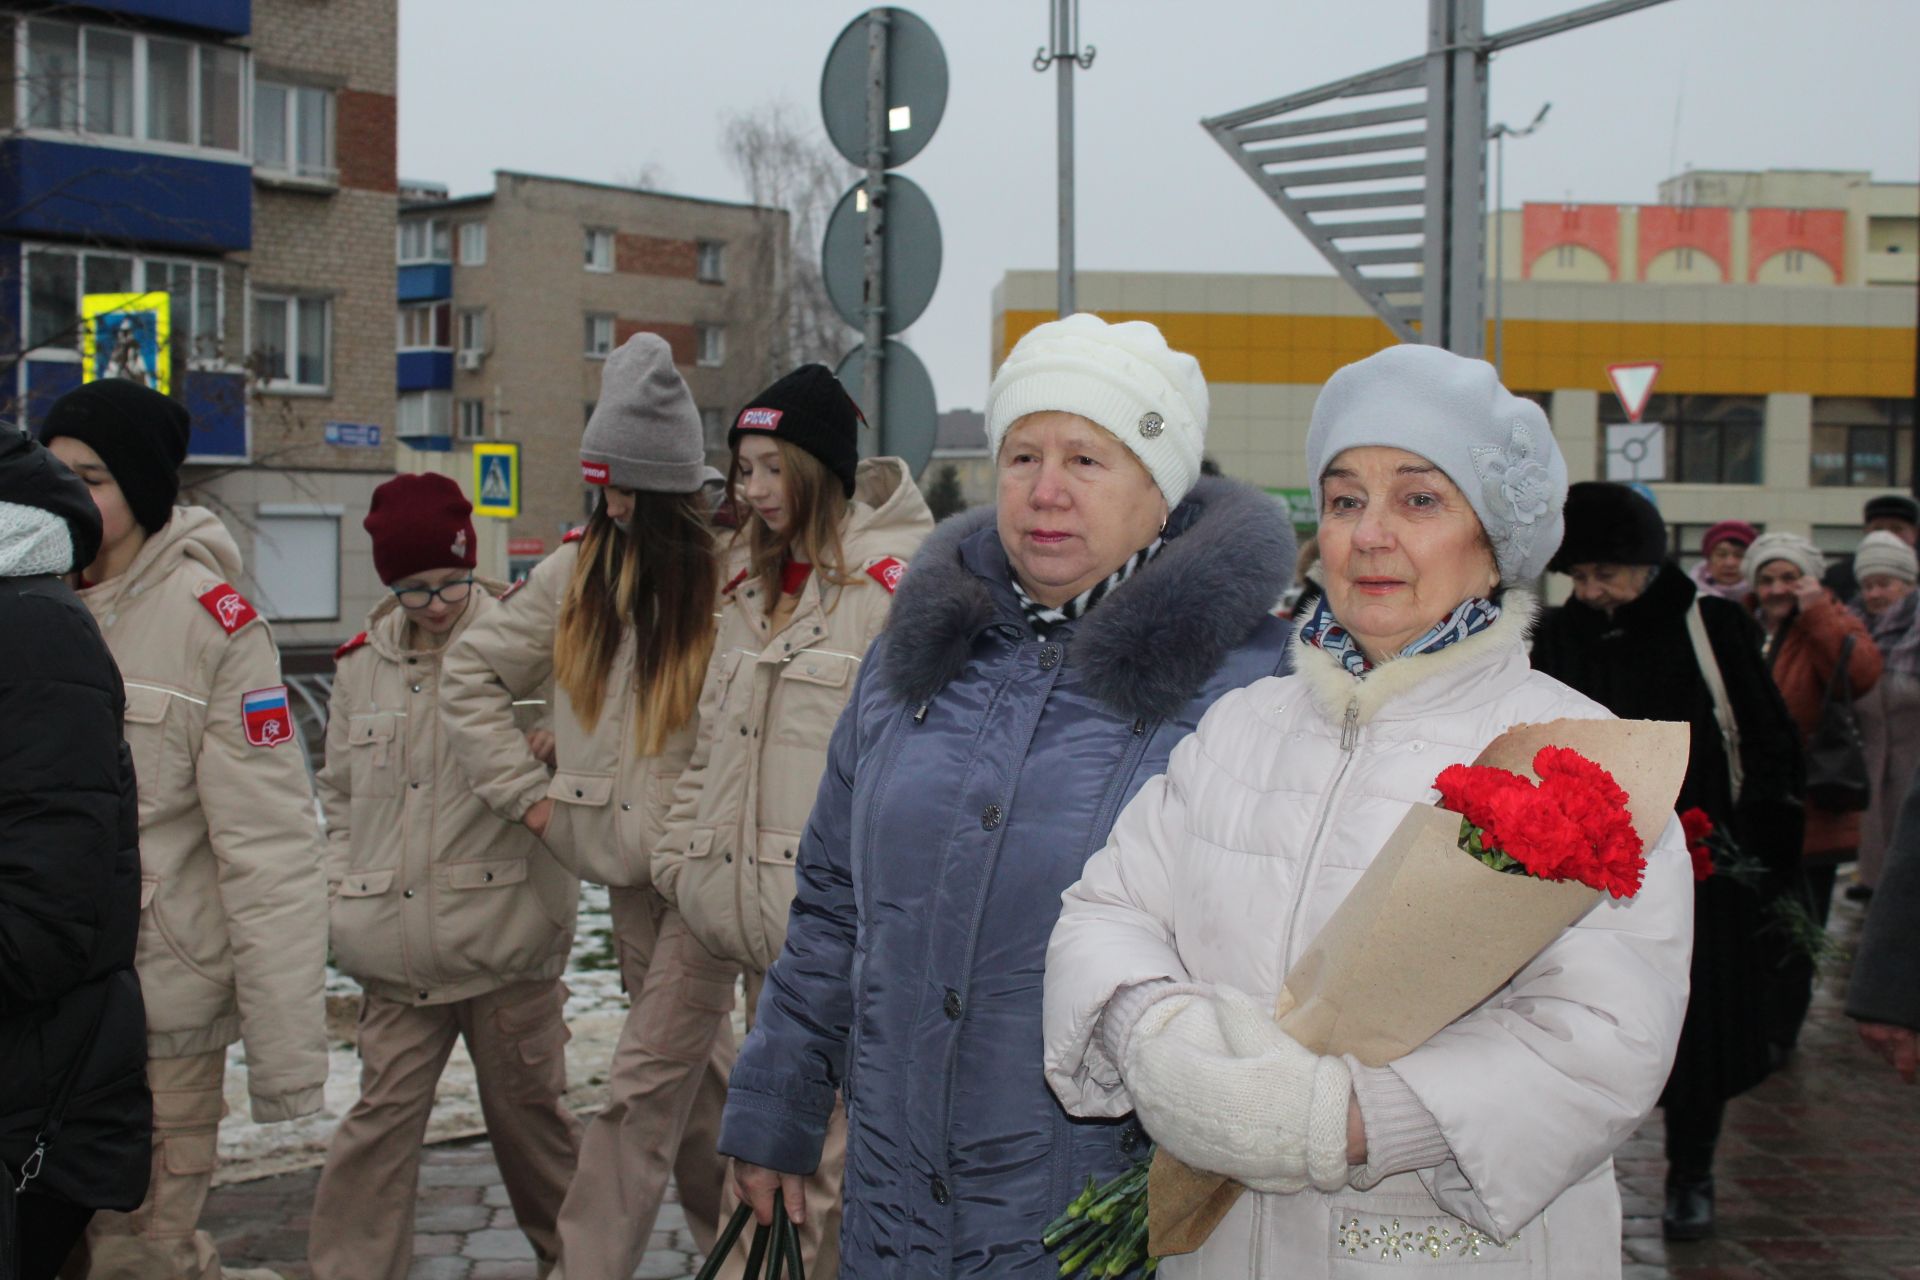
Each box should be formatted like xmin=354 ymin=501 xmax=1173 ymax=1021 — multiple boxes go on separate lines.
xmin=1606 ymin=362 xmax=1662 ymax=423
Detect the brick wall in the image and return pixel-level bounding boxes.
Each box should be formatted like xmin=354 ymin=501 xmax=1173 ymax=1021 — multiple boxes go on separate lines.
xmin=614 ymin=318 xmax=698 ymax=364
xmin=337 ymin=90 xmax=398 ymax=194
xmin=617 ymin=233 xmax=698 ymax=279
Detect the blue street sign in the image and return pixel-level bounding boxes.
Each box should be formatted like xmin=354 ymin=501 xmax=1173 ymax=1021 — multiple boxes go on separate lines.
xmin=324 ymin=421 xmax=383 ymax=449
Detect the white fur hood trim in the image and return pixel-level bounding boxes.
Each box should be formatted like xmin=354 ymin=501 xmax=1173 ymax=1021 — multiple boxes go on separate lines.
xmin=1290 ymin=590 xmax=1540 ymax=728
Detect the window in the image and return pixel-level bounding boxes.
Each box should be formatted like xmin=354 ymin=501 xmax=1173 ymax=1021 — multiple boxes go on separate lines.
xmin=697 ymin=240 xmax=726 ymax=283
xmin=457 ymin=222 xmax=487 ymax=266
xmin=396 ymin=390 xmax=451 ymax=438
xmin=22 ymin=246 xmax=224 ymax=362
xmin=1811 ymin=399 xmax=1914 ymax=488
xmin=697 ymin=324 xmax=725 ymax=368
xmin=457 ymin=398 xmax=487 ymax=441
xmin=585 ymin=314 xmax=614 ymax=357
xmin=584 ymin=228 xmax=614 ymax=272
xmin=700 ymin=407 xmax=726 ymax=450
xmin=254 ymin=292 xmax=330 ymax=391
xmin=1599 ymin=394 xmax=1763 ymax=485
xmin=253 ymin=81 xmax=333 ymax=180
xmin=250 ymin=509 xmax=339 ymax=622
xmin=397 ymin=220 xmax=450 ymax=265
xmin=398 ymin=302 xmax=451 ymax=350
xmin=458 ymin=309 xmax=487 ymax=354
xmin=19 ymin=20 xmax=245 ymax=157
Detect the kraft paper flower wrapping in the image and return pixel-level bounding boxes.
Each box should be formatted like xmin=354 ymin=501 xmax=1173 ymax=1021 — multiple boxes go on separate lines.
xmin=1147 ymin=717 xmax=1690 ymax=1257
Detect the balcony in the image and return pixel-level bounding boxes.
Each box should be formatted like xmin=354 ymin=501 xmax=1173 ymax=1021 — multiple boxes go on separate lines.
xmin=0 ymin=138 xmax=250 ymax=253
xmin=398 ymin=263 xmax=452 ymax=303
xmin=397 ymin=350 xmax=453 ymax=392
xmin=79 ymin=0 xmax=250 ymax=36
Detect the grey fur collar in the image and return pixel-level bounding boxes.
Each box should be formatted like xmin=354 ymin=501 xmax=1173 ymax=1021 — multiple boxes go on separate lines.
xmin=882 ymin=477 xmax=1296 ymax=721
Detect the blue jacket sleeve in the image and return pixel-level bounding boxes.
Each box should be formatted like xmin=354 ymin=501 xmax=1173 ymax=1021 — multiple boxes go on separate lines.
xmin=717 ymin=644 xmax=876 ymax=1175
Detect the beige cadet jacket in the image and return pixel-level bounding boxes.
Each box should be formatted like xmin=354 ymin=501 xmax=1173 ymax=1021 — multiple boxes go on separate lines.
xmin=442 ymin=538 xmax=697 ymax=888
xmin=75 ymin=506 xmax=328 ymax=1122
xmin=318 ymin=587 xmax=579 ymax=1007
xmin=654 ymin=458 xmax=933 ymax=971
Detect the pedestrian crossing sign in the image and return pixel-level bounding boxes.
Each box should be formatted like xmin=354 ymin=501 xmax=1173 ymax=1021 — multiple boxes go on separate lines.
xmin=473 ymin=442 xmax=520 ymax=518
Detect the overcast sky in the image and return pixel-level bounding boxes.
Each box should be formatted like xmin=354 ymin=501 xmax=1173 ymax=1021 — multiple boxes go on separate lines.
xmin=399 ymin=0 xmax=1919 ymax=413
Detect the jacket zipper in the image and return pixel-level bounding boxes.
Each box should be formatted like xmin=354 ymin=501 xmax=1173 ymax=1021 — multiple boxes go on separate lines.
xmin=1285 ymin=693 xmax=1362 ymax=969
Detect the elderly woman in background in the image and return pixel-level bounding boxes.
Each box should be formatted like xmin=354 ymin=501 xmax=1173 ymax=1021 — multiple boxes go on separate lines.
xmin=720 ymin=315 xmax=1295 ymax=1277
xmin=1692 ymin=519 xmax=1757 ymax=603
xmin=1747 ymin=531 xmax=1883 ymax=1054
xmin=1045 ymin=345 xmax=1691 ymax=1278
xmin=1850 ymin=531 xmax=1920 ymax=900
xmin=1531 ymin=482 xmax=1804 ymax=1241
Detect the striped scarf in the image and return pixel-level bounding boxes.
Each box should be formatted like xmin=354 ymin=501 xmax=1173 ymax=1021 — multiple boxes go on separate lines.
xmin=1012 ymin=538 xmax=1164 ymax=637
xmin=1298 ymin=593 xmax=1502 ymax=677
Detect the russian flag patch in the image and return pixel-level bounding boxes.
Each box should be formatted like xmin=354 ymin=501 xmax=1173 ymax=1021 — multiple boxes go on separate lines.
xmin=241 ymin=686 xmax=294 ymax=749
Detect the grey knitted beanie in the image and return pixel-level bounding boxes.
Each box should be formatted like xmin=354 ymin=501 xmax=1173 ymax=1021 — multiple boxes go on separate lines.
xmin=580 ymin=334 xmax=704 ymax=492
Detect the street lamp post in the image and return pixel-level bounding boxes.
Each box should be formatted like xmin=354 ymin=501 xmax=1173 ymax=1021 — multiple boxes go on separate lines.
xmin=1488 ymin=102 xmax=1550 ymax=373
xmin=1034 ymin=0 xmax=1095 ymax=318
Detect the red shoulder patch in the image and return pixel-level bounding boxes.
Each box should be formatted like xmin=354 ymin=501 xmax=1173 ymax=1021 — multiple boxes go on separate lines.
xmin=561 ymin=526 xmax=586 ymax=545
xmin=500 ymin=578 xmax=526 ymax=602
xmin=866 ymin=557 xmax=907 ymax=594
xmin=196 ymin=582 xmax=259 ymax=635
xmin=333 ymin=631 xmax=369 ymax=662
xmin=722 ymin=568 xmax=751 ymax=595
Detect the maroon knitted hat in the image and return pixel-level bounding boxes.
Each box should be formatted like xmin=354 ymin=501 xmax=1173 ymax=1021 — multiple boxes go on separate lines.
xmin=1700 ymin=519 xmax=1758 ymax=558
xmin=363 ymin=473 xmax=477 ymax=585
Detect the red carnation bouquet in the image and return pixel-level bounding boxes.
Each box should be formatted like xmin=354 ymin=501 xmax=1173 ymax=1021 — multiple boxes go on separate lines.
xmin=1151 ymin=718 xmax=1689 ymax=1256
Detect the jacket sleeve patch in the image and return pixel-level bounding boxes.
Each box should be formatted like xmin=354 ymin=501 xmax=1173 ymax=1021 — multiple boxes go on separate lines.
xmin=723 ymin=568 xmax=751 ymax=596
xmin=333 ymin=631 xmax=369 ymax=662
xmin=561 ymin=526 xmax=586 ymax=544
xmin=197 ymin=582 xmax=259 ymax=635
xmin=866 ymin=557 xmax=907 ymax=594
xmin=241 ymin=685 xmax=295 ymax=748
xmin=500 ymin=578 xmax=526 ymax=602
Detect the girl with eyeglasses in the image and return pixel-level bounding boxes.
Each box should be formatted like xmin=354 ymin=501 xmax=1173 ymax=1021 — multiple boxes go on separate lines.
xmin=305 ymin=471 xmax=582 ymax=1279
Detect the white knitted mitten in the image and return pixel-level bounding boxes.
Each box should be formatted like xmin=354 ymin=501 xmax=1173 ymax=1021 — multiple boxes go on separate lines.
xmin=1125 ymin=985 xmax=1353 ymax=1194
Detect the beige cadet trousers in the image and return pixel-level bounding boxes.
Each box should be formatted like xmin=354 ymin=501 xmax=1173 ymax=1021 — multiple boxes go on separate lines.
xmin=67 ymin=1050 xmax=229 ymax=1280
xmin=713 ymin=970 xmax=845 ymax=1280
xmin=307 ymin=980 xmax=582 ymax=1280
xmin=549 ymin=885 xmax=736 ymax=1280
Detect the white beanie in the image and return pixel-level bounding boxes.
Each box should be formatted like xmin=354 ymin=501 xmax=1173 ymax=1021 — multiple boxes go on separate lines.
xmin=1306 ymin=344 xmax=1568 ymax=583
xmin=986 ymin=313 xmax=1209 ymax=509
xmin=1854 ymin=530 xmax=1918 ymax=585
xmin=1745 ymin=530 xmax=1825 ymax=588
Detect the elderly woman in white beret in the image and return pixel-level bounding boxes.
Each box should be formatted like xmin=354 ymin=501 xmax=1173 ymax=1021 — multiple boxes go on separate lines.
xmin=1044 ymin=343 xmax=1693 ymax=1277
xmin=1850 ymin=531 xmax=1920 ymax=898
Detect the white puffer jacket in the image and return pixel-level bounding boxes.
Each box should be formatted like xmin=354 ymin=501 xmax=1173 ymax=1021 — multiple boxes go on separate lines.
xmin=1044 ymin=595 xmax=1692 ymax=1279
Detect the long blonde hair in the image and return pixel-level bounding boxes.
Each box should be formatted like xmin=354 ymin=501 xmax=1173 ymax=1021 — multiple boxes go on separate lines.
xmin=554 ymin=492 xmax=717 ymax=756
xmin=728 ymin=438 xmax=855 ymax=611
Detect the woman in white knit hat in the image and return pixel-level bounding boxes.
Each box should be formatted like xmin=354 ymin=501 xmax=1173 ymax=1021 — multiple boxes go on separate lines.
xmin=1849 ymin=530 xmax=1920 ymax=898
xmin=719 ymin=314 xmax=1295 ymax=1276
xmin=1045 ymin=342 xmax=1693 ymax=1278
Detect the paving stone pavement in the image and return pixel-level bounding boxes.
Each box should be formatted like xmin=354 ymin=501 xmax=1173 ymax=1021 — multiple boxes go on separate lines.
xmin=203 ymin=895 xmax=1916 ymax=1278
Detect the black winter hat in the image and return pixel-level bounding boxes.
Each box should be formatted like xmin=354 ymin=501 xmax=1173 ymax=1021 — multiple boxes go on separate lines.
xmin=0 ymin=428 xmax=102 ymax=571
xmin=1548 ymin=481 xmax=1668 ymax=573
xmin=1863 ymin=493 xmax=1920 ymax=527
xmin=728 ymin=364 xmax=861 ymax=497
xmin=39 ymin=380 xmax=192 ymax=535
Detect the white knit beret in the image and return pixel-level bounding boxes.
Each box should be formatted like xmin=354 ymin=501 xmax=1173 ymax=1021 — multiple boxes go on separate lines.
xmin=986 ymin=313 xmax=1209 ymax=509
xmin=1853 ymin=530 xmax=1917 ymax=585
xmin=1745 ymin=531 xmax=1826 ymax=588
xmin=1306 ymin=344 xmax=1568 ymax=583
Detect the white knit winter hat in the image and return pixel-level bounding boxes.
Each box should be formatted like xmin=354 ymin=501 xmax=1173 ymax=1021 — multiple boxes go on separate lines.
xmin=1745 ymin=531 xmax=1825 ymax=588
xmin=1306 ymin=344 xmax=1568 ymax=583
xmin=1853 ymin=530 xmax=1917 ymax=585
xmin=0 ymin=499 xmax=76 ymax=578
xmin=986 ymin=313 xmax=1209 ymax=509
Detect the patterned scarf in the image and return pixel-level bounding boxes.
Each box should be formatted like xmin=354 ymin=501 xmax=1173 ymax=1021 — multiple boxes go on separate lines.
xmin=1012 ymin=538 xmax=1164 ymax=637
xmin=1298 ymin=592 xmax=1502 ymax=676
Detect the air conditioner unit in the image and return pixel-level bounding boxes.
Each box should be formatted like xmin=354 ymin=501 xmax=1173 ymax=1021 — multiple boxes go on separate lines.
xmin=457 ymin=350 xmax=485 ymax=371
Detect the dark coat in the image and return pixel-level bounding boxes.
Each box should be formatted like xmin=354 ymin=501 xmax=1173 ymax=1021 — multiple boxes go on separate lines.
xmin=718 ymin=477 xmax=1295 ymax=1278
xmin=0 ymin=430 xmax=151 ymax=1210
xmin=1846 ymin=767 xmax=1920 ymax=1031
xmin=1531 ymin=562 xmax=1805 ymax=1110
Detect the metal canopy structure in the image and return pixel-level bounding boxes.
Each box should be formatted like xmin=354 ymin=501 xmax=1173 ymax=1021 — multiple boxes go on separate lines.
xmin=1202 ymin=0 xmax=1673 ymax=356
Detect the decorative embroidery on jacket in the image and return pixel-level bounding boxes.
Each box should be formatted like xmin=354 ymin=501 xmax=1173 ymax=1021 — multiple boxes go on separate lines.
xmin=1336 ymin=1215 xmax=1513 ymax=1262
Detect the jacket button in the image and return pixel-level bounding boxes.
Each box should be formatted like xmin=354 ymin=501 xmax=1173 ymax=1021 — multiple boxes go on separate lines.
xmin=575 ymin=789 xmax=585 ymax=798
xmin=980 ymin=804 xmax=1003 ymax=831
xmin=418 ymin=989 xmax=428 ymax=999
xmin=411 ymin=683 xmax=422 ymax=693
xmin=410 ymin=782 xmax=420 ymax=790
xmin=621 ymin=802 xmax=633 ymax=812
xmin=724 ymin=853 xmax=733 ymax=863
xmin=483 ymin=871 xmax=493 ymax=882
xmin=403 ymin=889 xmax=414 ymax=898
xmin=1121 ymin=1125 xmax=1141 ymax=1154
xmin=930 ymin=1175 xmax=950 ymax=1205
xmin=1038 ymin=643 xmax=1061 ymax=671
xmin=740 ymin=726 xmax=749 ymax=735
xmin=943 ymin=989 xmax=962 ymax=1020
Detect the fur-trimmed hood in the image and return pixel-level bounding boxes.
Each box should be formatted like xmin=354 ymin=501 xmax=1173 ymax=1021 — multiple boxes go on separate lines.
xmin=882 ymin=476 xmax=1296 ymax=722
xmin=1290 ymin=590 xmax=1541 ymax=729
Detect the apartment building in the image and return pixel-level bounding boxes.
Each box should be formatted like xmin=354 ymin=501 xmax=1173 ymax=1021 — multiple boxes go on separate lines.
xmin=0 ymin=0 xmax=398 ymax=646
xmin=394 ymin=172 xmax=786 ymax=575
xmin=993 ymin=168 xmax=1918 ymax=570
